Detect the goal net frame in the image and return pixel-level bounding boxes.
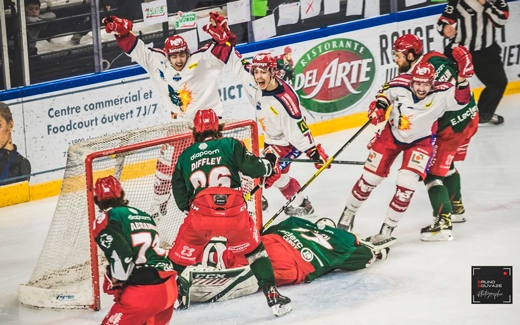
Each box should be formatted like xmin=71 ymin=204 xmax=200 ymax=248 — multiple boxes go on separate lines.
xmin=18 ymin=119 xmax=262 ymax=311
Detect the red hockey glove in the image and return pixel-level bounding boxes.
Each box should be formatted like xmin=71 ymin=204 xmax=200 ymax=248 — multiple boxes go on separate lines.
xmin=202 ymin=12 xmax=235 ymax=45
xmin=306 ymin=144 xmax=330 ymax=170
xmin=103 ymin=270 xmax=124 ymax=301
xmin=368 ymin=100 xmax=387 ymax=125
xmin=103 ymin=16 xmax=133 ymax=37
xmin=263 ymin=153 xmax=281 ymax=189
xmin=452 ymin=45 xmax=474 ymax=79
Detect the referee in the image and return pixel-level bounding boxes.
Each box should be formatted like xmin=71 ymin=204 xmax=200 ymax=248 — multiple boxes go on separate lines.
xmin=436 ymin=0 xmax=509 ymax=125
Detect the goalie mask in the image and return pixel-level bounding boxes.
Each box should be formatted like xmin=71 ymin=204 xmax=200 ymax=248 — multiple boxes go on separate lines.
xmin=94 ymin=176 xmax=123 ymax=201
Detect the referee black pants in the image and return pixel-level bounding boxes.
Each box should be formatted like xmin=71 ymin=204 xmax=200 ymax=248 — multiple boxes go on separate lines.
xmin=445 ymin=43 xmax=508 ymax=123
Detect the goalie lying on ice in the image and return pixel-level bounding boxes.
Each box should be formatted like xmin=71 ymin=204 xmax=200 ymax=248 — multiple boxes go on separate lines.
xmin=177 ymin=216 xmax=388 ymax=307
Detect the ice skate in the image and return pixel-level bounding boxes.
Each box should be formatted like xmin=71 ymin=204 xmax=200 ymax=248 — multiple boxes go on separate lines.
xmin=451 ymin=200 xmax=466 ymax=223
xmin=337 ymin=207 xmax=356 ymax=232
xmin=263 ymin=285 xmax=292 ymax=317
xmin=420 ymin=213 xmax=453 ymax=242
xmin=284 ymin=198 xmax=314 ymax=216
xmin=365 ymin=223 xmax=397 ymax=249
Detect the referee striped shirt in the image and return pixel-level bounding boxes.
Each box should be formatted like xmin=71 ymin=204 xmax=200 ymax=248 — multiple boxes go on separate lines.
xmin=436 ymin=0 xmax=509 ymax=51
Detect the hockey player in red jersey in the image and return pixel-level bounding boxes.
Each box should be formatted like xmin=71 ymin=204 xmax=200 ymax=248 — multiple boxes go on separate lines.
xmin=391 ymin=34 xmax=479 ymax=241
xmin=168 ymin=109 xmax=292 ymax=317
xmin=337 ymin=49 xmax=474 ymax=248
xmin=225 ymin=49 xmax=330 ymax=217
xmin=103 ymin=13 xmax=237 ymax=220
xmin=92 ymin=176 xmax=177 ymax=325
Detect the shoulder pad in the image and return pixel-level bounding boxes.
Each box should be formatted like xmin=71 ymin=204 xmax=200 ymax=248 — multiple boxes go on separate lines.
xmin=92 ymin=211 xmax=109 ymax=238
xmin=150 ymin=47 xmax=168 ymax=57
xmin=274 ymin=80 xmax=302 ymax=119
xmin=433 ymin=81 xmax=453 ymax=91
xmin=389 ymin=75 xmax=412 ymax=87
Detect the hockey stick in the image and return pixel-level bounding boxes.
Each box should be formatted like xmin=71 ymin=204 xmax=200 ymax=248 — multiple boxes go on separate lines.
xmin=244 ymin=148 xmax=301 ymax=201
xmin=280 ymin=158 xmax=365 ymax=166
xmin=260 ymin=120 xmax=371 ymax=234
xmin=99 ymin=0 xmax=112 ymax=22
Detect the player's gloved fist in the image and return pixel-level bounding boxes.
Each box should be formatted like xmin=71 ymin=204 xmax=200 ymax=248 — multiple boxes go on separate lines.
xmin=368 ymin=100 xmax=387 ymax=125
xmin=264 ymin=153 xmax=281 ymax=188
xmin=452 ymin=45 xmax=474 ymax=79
xmin=103 ymin=16 xmax=133 ymax=37
xmin=202 ymin=12 xmax=234 ymax=45
xmin=103 ymin=268 xmax=124 ymax=301
xmin=306 ymin=144 xmax=330 ymax=169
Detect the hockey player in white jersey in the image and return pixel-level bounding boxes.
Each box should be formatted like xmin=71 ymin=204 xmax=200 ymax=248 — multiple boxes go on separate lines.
xmin=337 ymin=49 xmax=474 ymax=248
xmin=103 ymin=14 xmax=236 ymax=218
xmin=227 ymin=51 xmax=330 ymax=216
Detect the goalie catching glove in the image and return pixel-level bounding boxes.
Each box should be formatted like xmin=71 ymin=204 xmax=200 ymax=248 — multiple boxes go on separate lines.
xmin=263 ymin=153 xmax=281 ymax=189
xmin=451 ymin=45 xmax=474 ymax=79
xmin=202 ymin=12 xmax=236 ymax=46
xmin=305 ymin=144 xmax=330 ymax=169
xmin=368 ymin=100 xmax=388 ymax=125
xmin=103 ymin=15 xmax=133 ymax=37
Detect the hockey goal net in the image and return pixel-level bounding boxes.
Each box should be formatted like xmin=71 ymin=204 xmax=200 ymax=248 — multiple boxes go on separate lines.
xmin=18 ymin=119 xmax=262 ymax=310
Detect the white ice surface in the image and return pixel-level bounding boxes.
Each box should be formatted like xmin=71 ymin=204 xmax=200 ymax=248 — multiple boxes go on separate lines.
xmin=1 ymin=94 xmax=520 ymax=325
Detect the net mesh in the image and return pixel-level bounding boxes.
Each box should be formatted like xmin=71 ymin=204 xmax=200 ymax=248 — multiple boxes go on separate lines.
xmin=19 ymin=120 xmax=260 ymax=308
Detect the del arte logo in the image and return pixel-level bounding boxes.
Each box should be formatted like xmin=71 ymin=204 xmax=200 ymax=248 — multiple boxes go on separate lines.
xmin=294 ymin=38 xmax=376 ymax=114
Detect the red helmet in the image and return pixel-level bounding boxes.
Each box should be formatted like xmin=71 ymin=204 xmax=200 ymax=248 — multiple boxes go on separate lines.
xmin=164 ymin=35 xmax=189 ymax=55
xmin=193 ymin=109 xmax=219 ymax=133
xmin=393 ymin=34 xmax=423 ymax=56
xmin=411 ymin=62 xmax=435 ymax=84
xmin=284 ymin=46 xmax=292 ymax=54
xmin=252 ymin=52 xmax=277 ymax=70
xmin=94 ymin=176 xmax=123 ymax=201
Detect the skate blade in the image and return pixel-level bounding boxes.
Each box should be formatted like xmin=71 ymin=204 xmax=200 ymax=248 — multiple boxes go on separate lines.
xmin=420 ymin=230 xmax=453 ymax=242
xmin=272 ymin=303 xmax=292 ymax=317
xmin=451 ymin=215 xmax=466 ymax=223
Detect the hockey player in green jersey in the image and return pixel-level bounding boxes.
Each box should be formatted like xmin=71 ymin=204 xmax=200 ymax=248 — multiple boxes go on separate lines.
xmin=92 ymin=176 xmax=177 ymax=325
xmin=174 ymin=216 xmax=388 ymax=305
xmin=392 ymin=34 xmax=479 ymax=241
xmin=168 ymin=108 xmax=292 ymax=317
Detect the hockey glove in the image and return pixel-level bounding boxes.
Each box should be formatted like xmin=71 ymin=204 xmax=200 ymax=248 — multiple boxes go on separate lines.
xmin=264 ymin=153 xmax=281 ymax=189
xmin=452 ymin=45 xmax=474 ymax=79
xmin=103 ymin=268 xmax=124 ymax=301
xmin=368 ymin=100 xmax=387 ymax=125
xmin=306 ymin=144 xmax=330 ymax=170
xmin=103 ymin=16 xmax=133 ymax=37
xmin=202 ymin=12 xmax=235 ymax=45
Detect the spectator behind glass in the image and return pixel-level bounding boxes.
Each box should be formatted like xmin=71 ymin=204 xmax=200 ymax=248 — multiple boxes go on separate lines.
xmin=25 ymin=0 xmax=56 ymax=55
xmin=0 ymin=102 xmax=31 ymax=186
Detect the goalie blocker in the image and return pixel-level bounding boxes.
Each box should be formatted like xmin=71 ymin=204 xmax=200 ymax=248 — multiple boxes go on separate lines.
xmin=177 ymin=216 xmax=389 ymax=307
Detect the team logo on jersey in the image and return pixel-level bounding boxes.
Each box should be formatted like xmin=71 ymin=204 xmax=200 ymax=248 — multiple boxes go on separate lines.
xmin=99 ymin=234 xmax=114 ymax=249
xmin=199 ymin=142 xmax=208 ymax=150
xmin=172 ymin=72 xmax=182 ymax=82
xmin=425 ymin=101 xmax=433 ymax=108
xmin=294 ymin=38 xmax=376 ymax=114
xmin=258 ymin=117 xmax=266 ymax=131
xmin=297 ymin=119 xmax=309 ymax=133
xmin=300 ymin=248 xmax=314 ymax=262
xmin=188 ymin=62 xmax=198 ymax=70
xmin=269 ymin=106 xmax=278 ymax=115
xmin=159 ymin=69 xmax=166 ymax=81
xmin=181 ymin=245 xmax=196 ymax=257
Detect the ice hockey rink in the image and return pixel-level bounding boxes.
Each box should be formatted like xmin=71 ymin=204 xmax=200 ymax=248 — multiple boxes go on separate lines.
xmin=1 ymin=93 xmax=519 ymax=325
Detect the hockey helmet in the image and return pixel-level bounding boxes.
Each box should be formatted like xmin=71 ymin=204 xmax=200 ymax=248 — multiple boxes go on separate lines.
xmin=284 ymin=46 xmax=292 ymax=54
xmin=251 ymin=52 xmax=277 ymax=71
xmin=193 ymin=109 xmax=219 ymax=133
xmin=393 ymin=34 xmax=423 ymax=56
xmin=164 ymin=35 xmax=189 ymax=55
xmin=94 ymin=176 xmax=123 ymax=201
xmin=411 ymin=62 xmax=435 ymax=84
